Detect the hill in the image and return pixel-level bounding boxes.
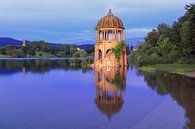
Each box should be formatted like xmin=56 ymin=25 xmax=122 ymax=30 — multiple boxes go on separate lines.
xmin=0 ymin=37 xmax=23 ymax=47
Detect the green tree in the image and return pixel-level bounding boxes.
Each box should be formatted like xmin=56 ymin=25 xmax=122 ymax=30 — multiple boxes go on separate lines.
xmin=185 ymin=4 xmax=195 ymax=55
xmin=181 ymin=21 xmax=191 ymax=56
xmin=145 ymin=29 xmax=158 ymax=46
xmin=4 ymin=46 xmax=18 ymax=57
xmin=157 ymin=38 xmax=178 ymax=62
xmin=73 ymin=50 xmax=87 ymax=58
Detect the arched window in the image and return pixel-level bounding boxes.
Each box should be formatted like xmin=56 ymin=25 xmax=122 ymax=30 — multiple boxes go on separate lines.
xmin=117 ymin=30 xmax=121 ymax=41
xmin=108 ymin=30 xmax=112 ymax=40
xmin=106 ymin=49 xmax=112 ymax=55
xmin=99 ymin=31 xmax=103 ymax=41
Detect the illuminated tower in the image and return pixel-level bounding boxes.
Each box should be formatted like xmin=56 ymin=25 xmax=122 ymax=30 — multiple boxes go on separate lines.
xmin=94 ymin=9 xmax=127 ymax=67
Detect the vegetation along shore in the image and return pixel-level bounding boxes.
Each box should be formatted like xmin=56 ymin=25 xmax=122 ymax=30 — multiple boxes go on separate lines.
xmin=132 ymin=4 xmax=195 ymax=76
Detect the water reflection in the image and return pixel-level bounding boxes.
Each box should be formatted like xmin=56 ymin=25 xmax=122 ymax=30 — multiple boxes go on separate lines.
xmin=0 ymin=59 xmax=194 ymax=129
xmin=138 ymin=71 xmax=195 ymax=129
xmin=94 ymin=66 xmax=127 ymax=119
xmin=0 ymin=59 xmax=90 ymax=75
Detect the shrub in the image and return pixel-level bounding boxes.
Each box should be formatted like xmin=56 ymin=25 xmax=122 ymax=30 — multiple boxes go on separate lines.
xmin=177 ymin=56 xmax=195 ymax=64
xmin=138 ymin=53 xmax=166 ymax=66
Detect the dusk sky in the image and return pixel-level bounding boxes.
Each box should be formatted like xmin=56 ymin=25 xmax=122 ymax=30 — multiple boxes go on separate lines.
xmin=0 ymin=0 xmax=194 ymax=44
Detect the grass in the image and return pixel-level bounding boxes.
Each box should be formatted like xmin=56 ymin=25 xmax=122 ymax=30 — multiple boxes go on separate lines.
xmin=0 ymin=54 xmax=11 ymax=58
xmin=34 ymin=51 xmax=56 ymax=58
xmin=139 ymin=64 xmax=195 ymax=74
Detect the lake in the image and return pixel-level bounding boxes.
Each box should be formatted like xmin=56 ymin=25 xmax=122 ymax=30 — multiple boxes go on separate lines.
xmin=0 ymin=59 xmax=194 ymax=129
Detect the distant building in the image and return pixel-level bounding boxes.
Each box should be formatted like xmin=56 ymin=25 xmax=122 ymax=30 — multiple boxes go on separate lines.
xmin=21 ymin=40 xmax=27 ymax=47
xmin=21 ymin=40 xmax=27 ymax=56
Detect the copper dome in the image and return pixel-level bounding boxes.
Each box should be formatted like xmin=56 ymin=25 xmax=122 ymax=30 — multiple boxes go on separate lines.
xmin=96 ymin=9 xmax=124 ymax=30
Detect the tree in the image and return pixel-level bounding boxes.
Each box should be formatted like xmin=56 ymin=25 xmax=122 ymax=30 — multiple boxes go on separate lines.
xmin=157 ymin=38 xmax=178 ymax=62
xmin=73 ymin=50 xmax=87 ymax=58
xmin=185 ymin=4 xmax=195 ymax=55
xmin=170 ymin=22 xmax=181 ymax=43
xmin=145 ymin=29 xmax=158 ymax=46
xmin=181 ymin=21 xmax=191 ymax=56
xmin=4 ymin=46 xmax=18 ymax=57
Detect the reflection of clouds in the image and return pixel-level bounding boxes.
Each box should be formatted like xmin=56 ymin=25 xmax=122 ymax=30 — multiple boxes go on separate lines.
xmin=126 ymin=69 xmax=149 ymax=88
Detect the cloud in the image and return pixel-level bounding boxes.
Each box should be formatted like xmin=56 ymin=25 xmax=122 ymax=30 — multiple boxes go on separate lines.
xmin=0 ymin=0 xmax=193 ymax=22
xmin=0 ymin=0 xmax=194 ymax=42
xmin=125 ymin=28 xmax=153 ymax=37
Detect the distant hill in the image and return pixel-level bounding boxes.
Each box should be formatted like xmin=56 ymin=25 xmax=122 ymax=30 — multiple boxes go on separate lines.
xmin=74 ymin=37 xmax=144 ymax=46
xmin=0 ymin=36 xmax=144 ymax=49
xmin=0 ymin=37 xmax=23 ymax=47
xmin=77 ymin=44 xmax=94 ymax=50
xmin=0 ymin=37 xmax=94 ymax=50
xmin=0 ymin=37 xmax=31 ymax=47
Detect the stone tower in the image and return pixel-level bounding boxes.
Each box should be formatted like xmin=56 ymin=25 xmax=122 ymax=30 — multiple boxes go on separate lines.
xmin=22 ymin=40 xmax=27 ymax=47
xmin=93 ymin=9 xmax=127 ymax=68
xmin=21 ymin=40 xmax=27 ymax=56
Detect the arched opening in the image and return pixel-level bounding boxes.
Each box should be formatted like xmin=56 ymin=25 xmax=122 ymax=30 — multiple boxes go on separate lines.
xmin=117 ymin=30 xmax=121 ymax=41
xmin=99 ymin=50 xmax=103 ymax=60
xmin=106 ymin=49 xmax=112 ymax=55
xmin=108 ymin=30 xmax=113 ymax=40
xmin=99 ymin=31 xmax=103 ymax=41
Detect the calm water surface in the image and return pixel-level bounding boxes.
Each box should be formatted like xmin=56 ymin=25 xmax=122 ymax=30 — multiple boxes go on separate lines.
xmin=0 ymin=60 xmax=194 ymax=129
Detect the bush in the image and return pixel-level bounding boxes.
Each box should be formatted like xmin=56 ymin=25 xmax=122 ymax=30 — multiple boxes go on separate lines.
xmin=56 ymin=52 xmax=65 ymax=57
xmin=138 ymin=53 xmax=166 ymax=66
xmin=177 ymin=56 xmax=195 ymax=64
xmin=73 ymin=50 xmax=87 ymax=58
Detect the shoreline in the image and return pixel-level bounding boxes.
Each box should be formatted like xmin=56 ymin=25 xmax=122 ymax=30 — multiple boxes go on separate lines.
xmin=139 ymin=64 xmax=195 ymax=78
xmin=180 ymin=72 xmax=195 ymax=78
xmin=0 ymin=57 xmax=94 ymax=60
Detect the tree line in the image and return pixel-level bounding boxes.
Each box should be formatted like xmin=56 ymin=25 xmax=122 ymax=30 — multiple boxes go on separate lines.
xmin=133 ymin=4 xmax=195 ymax=66
xmin=0 ymin=41 xmax=94 ymax=58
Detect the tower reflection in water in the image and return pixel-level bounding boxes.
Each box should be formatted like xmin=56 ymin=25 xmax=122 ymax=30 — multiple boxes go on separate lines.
xmin=94 ymin=66 xmax=127 ymax=119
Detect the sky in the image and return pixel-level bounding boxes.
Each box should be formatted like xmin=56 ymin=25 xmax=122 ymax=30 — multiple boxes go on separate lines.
xmin=0 ymin=0 xmax=194 ymax=44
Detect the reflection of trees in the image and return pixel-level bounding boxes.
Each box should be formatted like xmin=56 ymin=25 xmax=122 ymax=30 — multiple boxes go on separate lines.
xmin=0 ymin=60 xmax=90 ymax=75
xmin=94 ymin=66 xmax=127 ymax=119
xmin=139 ymin=70 xmax=195 ymax=129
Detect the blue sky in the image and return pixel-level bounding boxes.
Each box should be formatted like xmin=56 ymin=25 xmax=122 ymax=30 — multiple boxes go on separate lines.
xmin=0 ymin=0 xmax=194 ymax=44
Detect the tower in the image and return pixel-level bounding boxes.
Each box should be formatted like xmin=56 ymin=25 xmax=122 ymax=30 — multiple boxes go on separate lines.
xmin=21 ymin=40 xmax=27 ymax=56
xmin=93 ymin=9 xmax=127 ymax=67
xmin=22 ymin=40 xmax=27 ymax=48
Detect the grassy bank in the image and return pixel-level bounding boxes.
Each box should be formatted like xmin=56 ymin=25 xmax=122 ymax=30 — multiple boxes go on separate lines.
xmin=139 ymin=64 xmax=195 ymax=74
xmin=25 ymin=51 xmax=56 ymax=58
xmin=0 ymin=54 xmax=11 ymax=58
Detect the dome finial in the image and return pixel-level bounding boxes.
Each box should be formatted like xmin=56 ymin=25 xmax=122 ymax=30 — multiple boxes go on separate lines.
xmin=107 ymin=9 xmax=113 ymax=16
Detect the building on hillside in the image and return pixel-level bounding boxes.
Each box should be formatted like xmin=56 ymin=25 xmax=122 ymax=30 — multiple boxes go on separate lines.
xmin=21 ymin=40 xmax=27 ymax=47
xmin=21 ymin=40 xmax=27 ymax=56
xmin=92 ymin=9 xmax=127 ymax=68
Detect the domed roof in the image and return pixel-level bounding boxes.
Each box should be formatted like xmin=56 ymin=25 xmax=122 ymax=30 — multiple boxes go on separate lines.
xmin=95 ymin=97 xmax=123 ymax=119
xmin=96 ymin=9 xmax=124 ymax=30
